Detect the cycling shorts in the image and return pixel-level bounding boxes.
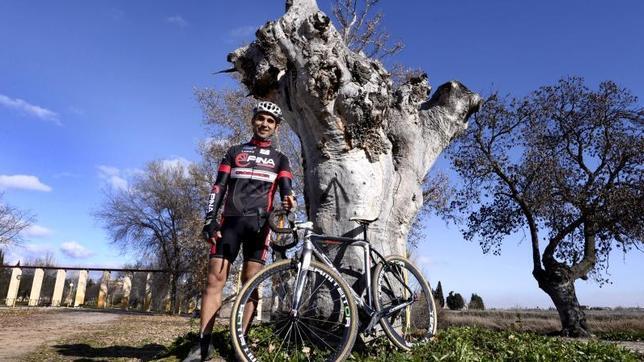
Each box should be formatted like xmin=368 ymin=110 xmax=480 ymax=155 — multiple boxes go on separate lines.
xmin=209 ymin=216 xmax=271 ymax=264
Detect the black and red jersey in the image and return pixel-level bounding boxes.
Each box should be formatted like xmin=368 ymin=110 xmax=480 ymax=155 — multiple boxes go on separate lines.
xmin=206 ymin=137 xmax=293 ymax=217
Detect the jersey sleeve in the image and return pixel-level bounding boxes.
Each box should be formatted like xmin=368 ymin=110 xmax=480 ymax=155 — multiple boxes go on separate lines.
xmin=276 ymin=154 xmax=294 ymax=199
xmin=205 ymin=149 xmax=233 ymax=216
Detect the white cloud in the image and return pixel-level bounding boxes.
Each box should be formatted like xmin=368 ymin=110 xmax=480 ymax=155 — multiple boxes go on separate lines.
xmin=53 ymin=172 xmax=80 ymax=179
xmin=3 ymin=243 xmax=56 ymax=264
xmin=415 ymin=255 xmax=433 ymax=269
xmin=21 ymin=225 xmax=53 ymax=238
xmin=228 ymin=25 xmax=257 ymax=39
xmin=166 ymin=15 xmax=188 ymax=27
xmin=97 ymin=165 xmax=129 ymax=191
xmin=161 ymin=157 xmax=193 ymax=177
xmin=0 ymin=175 xmax=52 ymax=192
xmin=0 ymin=94 xmax=60 ymax=125
xmin=60 ymin=241 xmax=94 ymax=259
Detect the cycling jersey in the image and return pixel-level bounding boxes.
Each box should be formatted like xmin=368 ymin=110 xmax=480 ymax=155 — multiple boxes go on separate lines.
xmin=206 ymin=137 xmax=293 ymax=217
xmin=205 ymin=137 xmax=293 ymax=264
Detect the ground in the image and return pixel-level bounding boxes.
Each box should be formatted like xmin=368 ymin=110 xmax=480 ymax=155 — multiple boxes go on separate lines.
xmin=1 ymin=307 xmax=643 ymax=361
xmin=0 ymin=307 xmax=197 ymax=361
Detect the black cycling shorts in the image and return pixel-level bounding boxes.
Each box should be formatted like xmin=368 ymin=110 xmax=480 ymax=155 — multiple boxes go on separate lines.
xmin=209 ymin=216 xmax=271 ymax=264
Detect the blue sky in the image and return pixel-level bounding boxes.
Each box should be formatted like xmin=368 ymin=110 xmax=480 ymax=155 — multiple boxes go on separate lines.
xmin=1 ymin=0 xmax=642 ymax=308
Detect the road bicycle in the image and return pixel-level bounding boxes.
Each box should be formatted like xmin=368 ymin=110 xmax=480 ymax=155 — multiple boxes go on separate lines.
xmin=229 ymin=210 xmax=437 ymax=361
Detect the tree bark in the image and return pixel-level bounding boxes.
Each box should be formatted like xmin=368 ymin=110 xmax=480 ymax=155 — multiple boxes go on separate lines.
xmin=533 ymin=266 xmax=591 ymax=337
xmin=228 ymin=0 xmax=480 ymax=266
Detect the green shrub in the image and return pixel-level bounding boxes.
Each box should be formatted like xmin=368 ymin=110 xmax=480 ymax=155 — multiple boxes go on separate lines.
xmin=446 ymin=291 xmax=465 ymax=310
xmin=468 ymin=293 xmax=485 ymax=310
xmin=433 ymin=281 xmax=445 ymax=308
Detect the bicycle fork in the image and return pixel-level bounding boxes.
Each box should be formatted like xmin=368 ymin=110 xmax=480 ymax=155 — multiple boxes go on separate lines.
xmin=290 ymin=238 xmax=313 ymax=316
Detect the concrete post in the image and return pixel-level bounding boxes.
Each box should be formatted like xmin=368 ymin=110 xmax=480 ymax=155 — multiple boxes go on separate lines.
xmin=51 ymin=269 xmax=66 ymax=307
xmin=5 ymin=267 xmax=22 ymax=307
xmin=28 ymin=268 xmax=45 ymax=306
xmin=142 ymin=272 xmax=152 ymax=312
xmin=74 ymin=270 xmax=88 ymax=307
xmin=121 ymin=273 xmax=132 ymax=310
xmin=97 ymin=271 xmax=110 ymax=308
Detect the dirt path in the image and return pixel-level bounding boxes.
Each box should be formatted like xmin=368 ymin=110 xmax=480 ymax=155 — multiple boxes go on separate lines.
xmin=0 ymin=308 xmax=123 ymax=361
xmin=614 ymin=341 xmax=644 ymax=355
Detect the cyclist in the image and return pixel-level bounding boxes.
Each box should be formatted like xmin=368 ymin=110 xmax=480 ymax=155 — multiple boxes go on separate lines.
xmin=198 ymin=101 xmax=296 ymax=361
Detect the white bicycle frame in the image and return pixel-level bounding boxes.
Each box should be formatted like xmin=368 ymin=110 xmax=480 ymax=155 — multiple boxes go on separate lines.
xmin=288 ymin=221 xmax=415 ymax=330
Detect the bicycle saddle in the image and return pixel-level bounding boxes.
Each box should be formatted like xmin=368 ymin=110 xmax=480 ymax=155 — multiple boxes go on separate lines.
xmin=349 ymin=216 xmax=379 ymax=225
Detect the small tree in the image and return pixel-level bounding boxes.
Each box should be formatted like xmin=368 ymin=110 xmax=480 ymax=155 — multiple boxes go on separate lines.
xmin=449 ymin=77 xmax=643 ymax=336
xmin=433 ymin=280 xmax=445 ymax=308
xmin=95 ymin=161 xmax=206 ymax=313
xmin=468 ymin=293 xmax=485 ymax=310
xmin=0 ymin=192 xmax=34 ymax=246
xmin=446 ymin=291 xmax=465 ymax=310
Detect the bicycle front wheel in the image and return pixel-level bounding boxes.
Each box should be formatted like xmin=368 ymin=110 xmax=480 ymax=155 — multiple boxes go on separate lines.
xmin=230 ymin=259 xmax=358 ymax=362
xmin=371 ymin=255 xmax=437 ymax=350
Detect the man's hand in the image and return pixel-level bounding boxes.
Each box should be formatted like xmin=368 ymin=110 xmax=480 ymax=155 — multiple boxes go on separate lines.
xmin=202 ymin=216 xmax=221 ymax=244
xmin=282 ymin=195 xmax=297 ymax=211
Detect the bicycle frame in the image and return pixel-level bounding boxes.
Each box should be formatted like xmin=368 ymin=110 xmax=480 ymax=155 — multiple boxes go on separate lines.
xmin=288 ymin=221 xmax=416 ymax=333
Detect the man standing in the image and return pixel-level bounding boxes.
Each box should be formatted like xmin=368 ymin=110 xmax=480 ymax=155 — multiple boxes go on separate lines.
xmin=199 ymin=101 xmax=296 ymax=360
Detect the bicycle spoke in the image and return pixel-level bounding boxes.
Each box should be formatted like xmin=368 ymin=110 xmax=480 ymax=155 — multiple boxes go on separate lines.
xmin=297 ymin=319 xmax=340 ymax=351
xmin=298 ymin=320 xmax=345 ymax=339
xmin=297 ymin=315 xmax=347 ymax=329
xmin=372 ymin=256 xmax=436 ymax=350
xmin=232 ymin=260 xmax=357 ymax=362
xmin=295 ymin=274 xmax=327 ymax=310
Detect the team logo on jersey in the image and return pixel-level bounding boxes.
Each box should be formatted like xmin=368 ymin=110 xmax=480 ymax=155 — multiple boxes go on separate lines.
xmin=235 ymin=153 xmax=251 ymax=167
xmin=260 ymin=149 xmax=270 ymax=155
xmin=235 ymin=153 xmax=275 ymax=167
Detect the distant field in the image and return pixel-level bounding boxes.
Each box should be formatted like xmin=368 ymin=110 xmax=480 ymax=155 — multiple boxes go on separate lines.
xmin=440 ymin=308 xmax=644 ymax=337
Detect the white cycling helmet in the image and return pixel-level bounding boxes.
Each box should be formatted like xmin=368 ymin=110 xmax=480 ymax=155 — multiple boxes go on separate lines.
xmin=253 ymin=101 xmax=283 ymax=123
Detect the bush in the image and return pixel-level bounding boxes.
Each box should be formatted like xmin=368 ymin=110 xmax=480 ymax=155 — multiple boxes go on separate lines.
xmin=468 ymin=293 xmax=485 ymax=310
xmin=433 ymin=281 xmax=445 ymax=308
xmin=446 ymin=291 xmax=465 ymax=310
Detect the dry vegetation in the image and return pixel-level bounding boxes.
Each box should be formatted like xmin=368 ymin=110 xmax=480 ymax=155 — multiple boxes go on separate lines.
xmin=440 ymin=308 xmax=644 ymax=336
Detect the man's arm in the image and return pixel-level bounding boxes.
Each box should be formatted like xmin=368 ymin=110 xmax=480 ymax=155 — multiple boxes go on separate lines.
xmin=277 ymin=155 xmax=296 ymax=211
xmin=202 ymin=153 xmax=232 ymax=241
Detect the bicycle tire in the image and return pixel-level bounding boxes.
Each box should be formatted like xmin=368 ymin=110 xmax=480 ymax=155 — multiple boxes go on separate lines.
xmin=230 ymin=259 xmax=359 ymax=362
xmin=371 ymin=255 xmax=437 ymax=350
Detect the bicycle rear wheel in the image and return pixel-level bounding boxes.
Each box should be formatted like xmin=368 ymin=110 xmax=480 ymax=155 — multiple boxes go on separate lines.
xmin=230 ymin=259 xmax=358 ymax=362
xmin=371 ymin=255 xmax=437 ymax=350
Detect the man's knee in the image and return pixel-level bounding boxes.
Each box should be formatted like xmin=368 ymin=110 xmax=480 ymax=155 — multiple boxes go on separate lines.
xmin=241 ymin=261 xmax=264 ymax=283
xmin=206 ymin=258 xmax=230 ymax=288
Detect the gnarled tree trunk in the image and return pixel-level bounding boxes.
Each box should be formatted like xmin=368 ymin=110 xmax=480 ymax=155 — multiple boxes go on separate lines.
xmin=534 ymin=266 xmax=590 ymax=337
xmin=228 ymin=0 xmax=481 ymax=267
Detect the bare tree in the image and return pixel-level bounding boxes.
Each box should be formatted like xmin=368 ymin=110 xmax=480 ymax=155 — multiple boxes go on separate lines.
xmin=226 ymin=0 xmax=480 ymax=275
xmin=0 ymin=192 xmax=34 ymax=246
xmin=95 ymin=161 xmax=206 ymax=313
xmin=332 ymin=0 xmax=403 ymax=59
xmin=448 ymin=77 xmax=644 ymax=336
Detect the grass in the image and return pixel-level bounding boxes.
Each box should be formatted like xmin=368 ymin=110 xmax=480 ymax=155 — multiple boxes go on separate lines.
xmin=163 ymin=325 xmax=642 ymax=361
xmin=14 ymin=308 xmax=644 ymax=361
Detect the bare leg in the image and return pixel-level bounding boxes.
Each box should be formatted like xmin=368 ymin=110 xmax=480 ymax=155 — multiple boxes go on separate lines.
xmin=240 ymin=260 xmax=264 ymax=333
xmin=200 ymin=257 xmax=231 ymax=334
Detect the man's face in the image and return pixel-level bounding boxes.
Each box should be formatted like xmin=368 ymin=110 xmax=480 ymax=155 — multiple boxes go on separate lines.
xmin=252 ymin=112 xmax=278 ymax=139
